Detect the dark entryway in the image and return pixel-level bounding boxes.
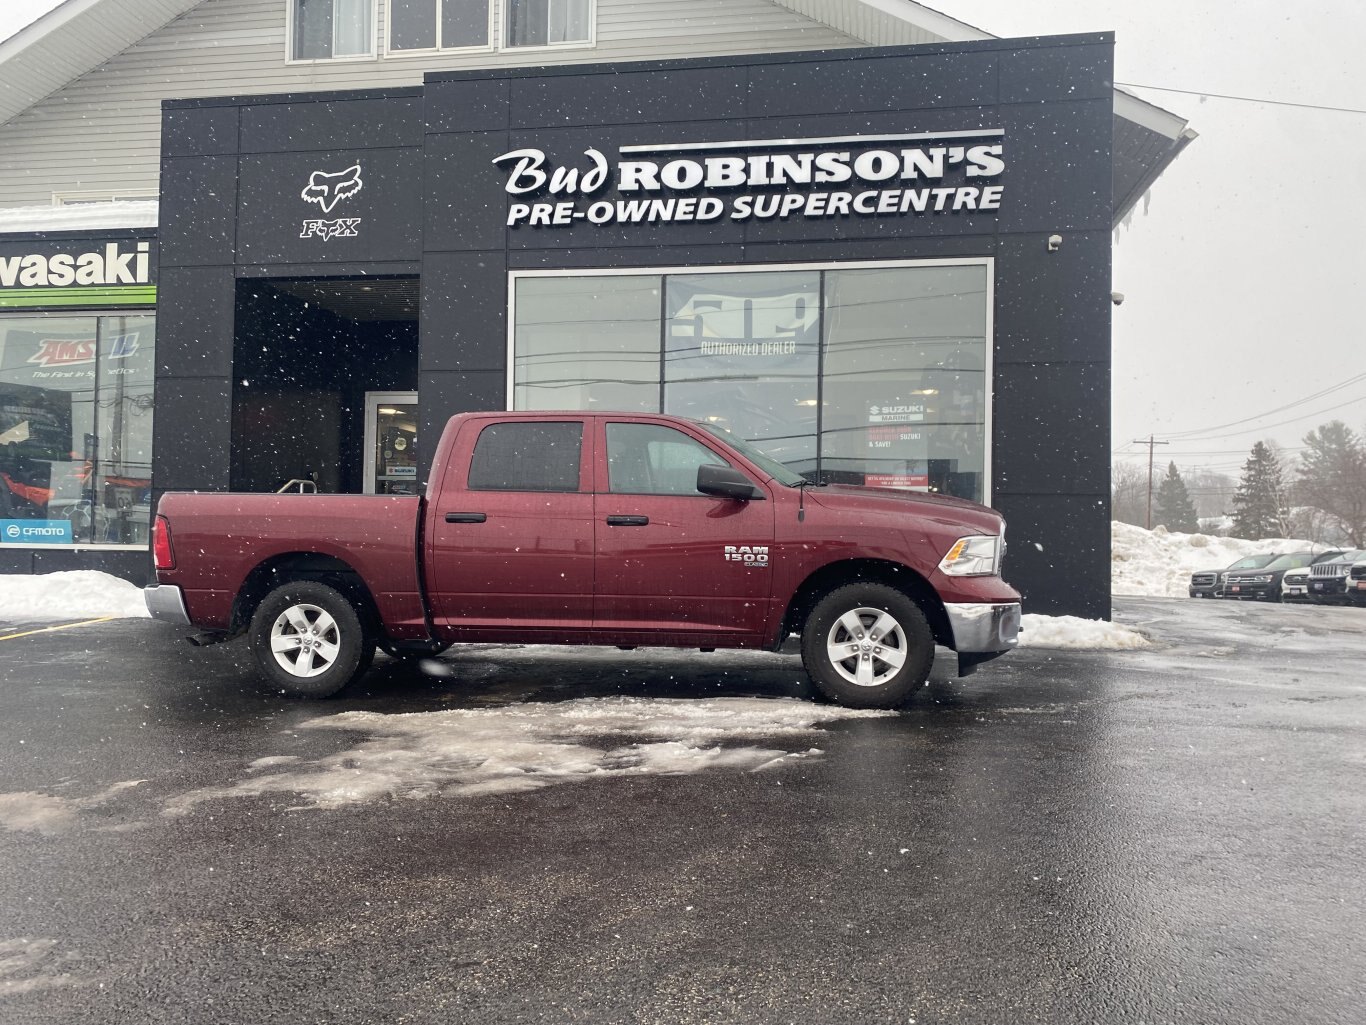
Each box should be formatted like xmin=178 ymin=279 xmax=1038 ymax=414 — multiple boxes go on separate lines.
xmin=230 ymin=276 xmax=418 ymax=494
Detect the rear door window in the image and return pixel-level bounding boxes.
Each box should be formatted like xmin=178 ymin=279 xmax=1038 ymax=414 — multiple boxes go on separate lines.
xmin=467 ymin=421 xmax=583 ymax=492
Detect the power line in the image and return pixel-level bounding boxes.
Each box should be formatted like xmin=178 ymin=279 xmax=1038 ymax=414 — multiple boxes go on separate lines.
xmin=1117 ymin=82 xmax=1366 ymax=116
xmin=1156 ymin=373 xmax=1366 ymax=441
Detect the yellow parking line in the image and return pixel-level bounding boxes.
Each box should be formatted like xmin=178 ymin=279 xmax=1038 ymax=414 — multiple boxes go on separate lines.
xmin=0 ymin=617 xmax=116 ymax=641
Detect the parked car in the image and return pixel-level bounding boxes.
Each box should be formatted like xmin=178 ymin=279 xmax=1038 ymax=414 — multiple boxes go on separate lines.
xmin=1307 ymin=550 xmax=1366 ymax=604
xmin=144 ymin=411 xmax=1022 ymax=709
xmin=1346 ymin=557 xmax=1366 ymax=607
xmin=1189 ymin=554 xmax=1280 ymax=599
xmin=1223 ymin=551 xmax=1341 ymax=602
xmin=1282 ymin=550 xmax=1348 ymax=601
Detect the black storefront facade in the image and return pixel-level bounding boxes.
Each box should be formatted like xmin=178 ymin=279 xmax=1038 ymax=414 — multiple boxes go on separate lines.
xmin=12 ymin=33 xmax=1121 ymax=618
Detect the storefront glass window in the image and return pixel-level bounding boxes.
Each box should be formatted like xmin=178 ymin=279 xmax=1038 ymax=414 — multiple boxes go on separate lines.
xmin=821 ymin=266 xmax=988 ymax=500
xmin=0 ymin=314 xmax=156 ymax=546
xmin=512 ymin=275 xmax=661 ymax=413
xmin=511 ymin=262 xmax=989 ymax=502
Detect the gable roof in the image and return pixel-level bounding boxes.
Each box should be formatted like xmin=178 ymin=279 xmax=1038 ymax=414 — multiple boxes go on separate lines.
xmin=0 ymin=0 xmax=1192 ymax=224
xmin=0 ymin=0 xmax=202 ymax=128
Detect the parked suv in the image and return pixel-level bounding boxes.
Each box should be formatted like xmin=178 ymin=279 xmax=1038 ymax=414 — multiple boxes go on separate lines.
xmin=1307 ymin=550 xmax=1366 ymax=604
xmin=1223 ymin=550 xmax=1343 ymax=602
xmin=1347 ymin=557 xmax=1366 ymax=607
xmin=1189 ymin=554 xmax=1279 ymax=599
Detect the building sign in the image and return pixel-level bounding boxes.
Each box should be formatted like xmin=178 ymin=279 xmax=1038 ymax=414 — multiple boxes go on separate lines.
xmin=493 ymin=130 xmax=1005 ymax=228
xmin=1 ymin=519 xmax=74 ymax=545
xmin=0 ymin=238 xmax=156 ymax=309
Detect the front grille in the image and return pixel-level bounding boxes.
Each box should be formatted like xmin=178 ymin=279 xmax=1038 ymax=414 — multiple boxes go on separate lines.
xmin=1351 ymin=565 xmax=1366 ymax=581
xmin=1311 ymin=564 xmax=1346 ymax=579
xmin=1191 ymin=572 xmax=1217 ymax=587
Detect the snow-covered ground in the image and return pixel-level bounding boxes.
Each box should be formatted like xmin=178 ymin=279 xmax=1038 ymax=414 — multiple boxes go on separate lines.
xmin=1111 ymin=521 xmax=1319 ymax=599
xmin=162 ymin=697 xmax=893 ymax=816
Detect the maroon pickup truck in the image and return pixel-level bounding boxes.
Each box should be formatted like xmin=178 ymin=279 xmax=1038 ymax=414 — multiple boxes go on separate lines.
xmin=144 ymin=412 xmax=1021 ymax=708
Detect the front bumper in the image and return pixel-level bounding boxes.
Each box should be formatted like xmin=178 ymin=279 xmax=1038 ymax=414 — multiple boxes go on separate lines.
xmin=144 ymin=584 xmax=191 ymax=626
xmin=945 ymin=602 xmax=1021 ymax=653
xmin=1223 ymin=580 xmax=1274 ymax=599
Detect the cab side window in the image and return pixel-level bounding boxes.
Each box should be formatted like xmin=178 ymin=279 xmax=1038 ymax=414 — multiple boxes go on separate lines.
xmin=468 ymin=422 xmax=582 ymax=492
xmin=606 ymin=423 xmax=728 ymax=495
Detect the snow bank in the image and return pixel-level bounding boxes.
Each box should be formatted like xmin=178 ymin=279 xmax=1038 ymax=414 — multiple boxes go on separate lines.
xmin=1111 ymin=521 xmax=1316 ymax=599
xmin=1019 ymin=613 xmax=1149 ymax=650
xmin=0 ymin=571 xmax=149 ymax=621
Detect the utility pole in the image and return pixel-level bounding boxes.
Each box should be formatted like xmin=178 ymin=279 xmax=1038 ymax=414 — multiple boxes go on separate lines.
xmin=1133 ymin=435 xmax=1170 ymax=530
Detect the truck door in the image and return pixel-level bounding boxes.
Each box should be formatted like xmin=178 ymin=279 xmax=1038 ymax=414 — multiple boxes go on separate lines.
xmin=427 ymin=418 xmax=595 ymax=641
xmin=593 ymin=420 xmax=775 ymax=641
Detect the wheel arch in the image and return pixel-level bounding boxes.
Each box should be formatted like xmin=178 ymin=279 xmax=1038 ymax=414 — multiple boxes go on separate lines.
xmin=232 ymin=551 xmax=381 ymax=635
xmin=779 ymin=558 xmax=952 ymax=649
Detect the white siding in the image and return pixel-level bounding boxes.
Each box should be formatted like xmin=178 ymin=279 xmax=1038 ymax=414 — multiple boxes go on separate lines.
xmin=0 ymin=0 xmax=859 ymax=208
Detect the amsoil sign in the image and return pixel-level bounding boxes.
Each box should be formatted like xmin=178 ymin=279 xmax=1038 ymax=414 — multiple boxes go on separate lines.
xmin=493 ymin=130 xmax=1006 ymax=228
xmin=0 ymin=238 xmax=157 ymax=309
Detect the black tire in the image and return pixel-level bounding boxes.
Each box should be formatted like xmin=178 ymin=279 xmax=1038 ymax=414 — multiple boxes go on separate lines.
xmin=248 ymin=581 xmax=374 ymax=698
xmin=800 ymin=583 xmax=934 ymax=709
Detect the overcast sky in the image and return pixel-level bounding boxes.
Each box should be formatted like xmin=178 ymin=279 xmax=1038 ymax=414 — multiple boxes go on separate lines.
xmin=4 ymin=0 xmax=1364 ymax=478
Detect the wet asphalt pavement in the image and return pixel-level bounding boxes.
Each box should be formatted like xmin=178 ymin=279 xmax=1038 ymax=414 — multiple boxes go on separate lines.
xmin=0 ymin=597 xmax=1363 ymax=1025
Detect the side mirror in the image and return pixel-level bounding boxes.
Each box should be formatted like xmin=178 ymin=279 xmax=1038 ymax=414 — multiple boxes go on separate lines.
xmin=697 ymin=463 xmax=765 ymax=501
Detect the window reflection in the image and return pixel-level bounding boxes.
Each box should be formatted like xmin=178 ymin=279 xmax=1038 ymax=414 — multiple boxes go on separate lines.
xmin=664 ymin=272 xmax=819 ymax=476
xmin=513 ymin=275 xmax=660 ymax=412
xmin=822 ymin=266 xmax=987 ymax=500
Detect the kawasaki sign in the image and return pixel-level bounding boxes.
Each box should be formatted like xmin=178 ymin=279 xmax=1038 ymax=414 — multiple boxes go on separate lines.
xmin=0 ymin=237 xmax=156 ymax=309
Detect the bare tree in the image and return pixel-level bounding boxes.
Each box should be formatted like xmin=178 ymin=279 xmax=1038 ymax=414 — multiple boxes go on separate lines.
xmin=1184 ymin=468 xmax=1236 ymax=520
xmin=1111 ymin=461 xmax=1148 ymax=526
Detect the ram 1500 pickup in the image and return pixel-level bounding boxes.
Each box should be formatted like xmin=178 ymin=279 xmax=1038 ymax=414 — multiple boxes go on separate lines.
xmin=144 ymin=412 xmax=1022 ymax=708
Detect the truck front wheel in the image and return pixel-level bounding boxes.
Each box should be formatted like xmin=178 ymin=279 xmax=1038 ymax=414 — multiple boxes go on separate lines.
xmin=249 ymin=581 xmax=374 ymax=698
xmin=801 ymin=583 xmax=934 ymax=709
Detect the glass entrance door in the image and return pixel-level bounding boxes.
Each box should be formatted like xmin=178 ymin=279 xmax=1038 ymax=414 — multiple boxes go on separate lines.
xmin=363 ymin=391 xmax=418 ymax=495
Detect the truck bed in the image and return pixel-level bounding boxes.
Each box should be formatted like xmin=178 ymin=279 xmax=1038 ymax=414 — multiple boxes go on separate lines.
xmin=154 ymin=492 xmax=427 ymax=638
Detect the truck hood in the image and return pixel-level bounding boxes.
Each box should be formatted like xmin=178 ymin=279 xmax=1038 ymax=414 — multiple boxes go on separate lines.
xmin=806 ymin=484 xmax=1004 ymax=534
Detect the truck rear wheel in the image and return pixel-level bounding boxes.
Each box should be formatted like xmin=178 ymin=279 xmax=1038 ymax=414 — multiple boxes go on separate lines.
xmin=801 ymin=583 xmax=934 ymax=709
xmin=249 ymin=581 xmax=374 ymax=698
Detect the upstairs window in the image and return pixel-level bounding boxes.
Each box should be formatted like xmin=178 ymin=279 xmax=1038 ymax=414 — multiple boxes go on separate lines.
xmin=388 ymin=0 xmax=490 ymax=51
xmin=507 ymin=0 xmax=591 ymax=47
xmin=291 ymin=0 xmax=375 ymax=61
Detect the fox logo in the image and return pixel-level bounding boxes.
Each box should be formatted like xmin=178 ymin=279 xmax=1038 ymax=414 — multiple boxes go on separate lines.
xmin=300 ymin=218 xmax=362 ymax=240
xmin=301 ymin=164 xmax=363 ymax=213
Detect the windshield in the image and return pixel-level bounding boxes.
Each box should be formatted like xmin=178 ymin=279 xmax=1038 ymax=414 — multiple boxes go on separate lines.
xmin=1264 ymin=554 xmax=1312 ymax=571
xmin=696 ymin=423 xmax=806 ymax=487
xmin=1228 ymin=554 xmax=1278 ymax=570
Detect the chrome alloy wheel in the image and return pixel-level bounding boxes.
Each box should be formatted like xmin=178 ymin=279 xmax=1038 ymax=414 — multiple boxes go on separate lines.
xmin=269 ymin=603 xmax=342 ymax=678
xmin=825 ymin=607 xmax=908 ymax=687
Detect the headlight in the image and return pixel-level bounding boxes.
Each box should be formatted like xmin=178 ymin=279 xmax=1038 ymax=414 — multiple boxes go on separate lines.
xmin=1248 ymin=574 xmax=1272 ymax=583
xmin=939 ymin=535 xmax=1002 ymax=576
